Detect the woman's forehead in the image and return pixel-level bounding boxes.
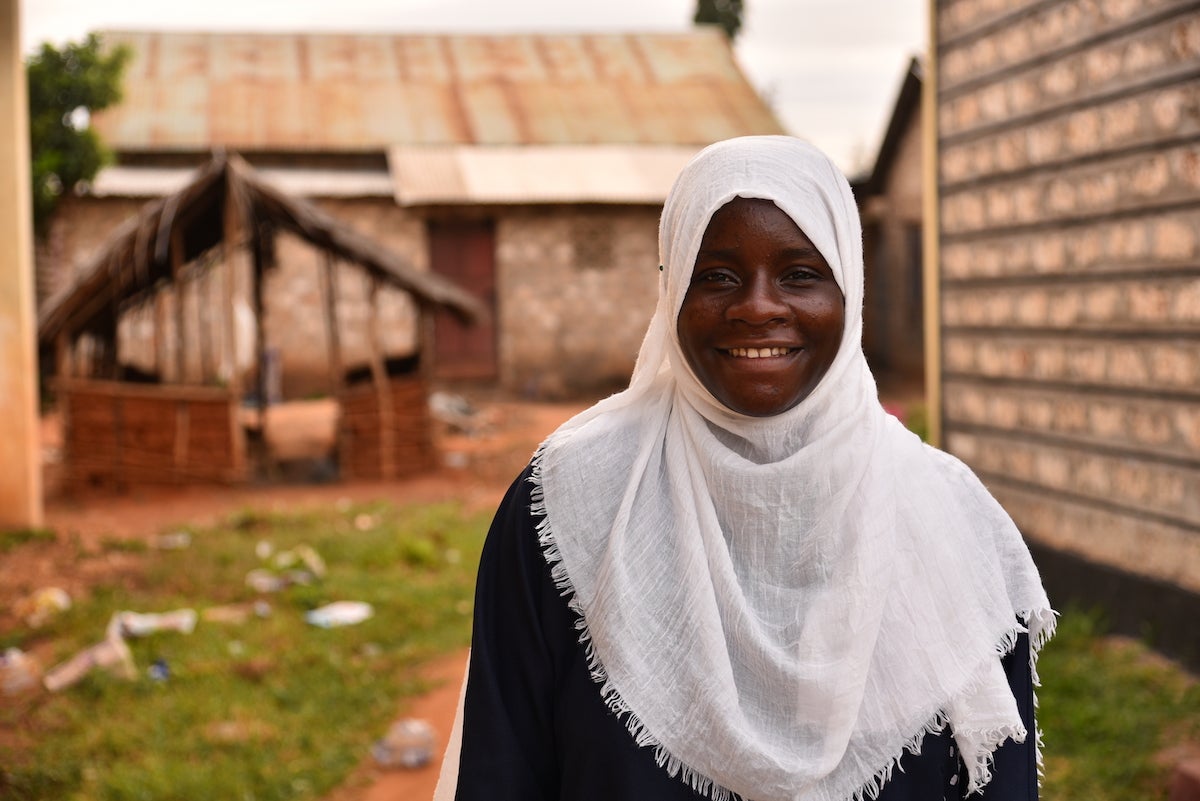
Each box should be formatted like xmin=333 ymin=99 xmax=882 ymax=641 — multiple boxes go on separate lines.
xmin=700 ymin=196 xmax=840 ymax=275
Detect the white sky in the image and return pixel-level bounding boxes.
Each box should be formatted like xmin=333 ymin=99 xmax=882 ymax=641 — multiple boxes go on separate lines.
xmin=21 ymin=0 xmax=927 ymax=176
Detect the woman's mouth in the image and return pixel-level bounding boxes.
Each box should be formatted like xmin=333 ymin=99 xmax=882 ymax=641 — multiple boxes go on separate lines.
xmin=724 ymin=347 xmax=796 ymax=359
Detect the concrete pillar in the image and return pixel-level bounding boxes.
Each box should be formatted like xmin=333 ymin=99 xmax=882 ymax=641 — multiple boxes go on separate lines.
xmin=0 ymin=0 xmax=44 ymax=528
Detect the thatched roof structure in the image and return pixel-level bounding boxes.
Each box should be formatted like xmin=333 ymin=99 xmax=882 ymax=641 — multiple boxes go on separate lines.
xmin=38 ymin=151 xmax=484 ymax=346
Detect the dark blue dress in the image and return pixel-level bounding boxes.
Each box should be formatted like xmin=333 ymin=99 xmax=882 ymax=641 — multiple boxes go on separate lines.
xmin=454 ymin=467 xmax=1040 ymax=801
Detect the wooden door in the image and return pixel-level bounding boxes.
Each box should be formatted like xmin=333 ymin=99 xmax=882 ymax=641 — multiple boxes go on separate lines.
xmin=429 ymin=220 xmax=497 ymax=380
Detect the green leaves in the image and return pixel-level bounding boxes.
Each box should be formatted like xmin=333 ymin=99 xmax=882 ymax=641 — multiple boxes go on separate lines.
xmin=26 ymin=33 xmax=130 ymax=234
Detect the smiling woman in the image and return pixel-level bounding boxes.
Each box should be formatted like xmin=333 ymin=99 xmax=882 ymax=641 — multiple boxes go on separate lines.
xmin=441 ymin=136 xmax=1055 ymax=801
xmin=678 ymin=197 xmax=845 ymax=417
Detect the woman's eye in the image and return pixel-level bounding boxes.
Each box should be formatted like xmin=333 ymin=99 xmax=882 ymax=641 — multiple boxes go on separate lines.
xmin=694 ymin=269 xmax=735 ymax=284
xmin=785 ymin=267 xmax=822 ymax=282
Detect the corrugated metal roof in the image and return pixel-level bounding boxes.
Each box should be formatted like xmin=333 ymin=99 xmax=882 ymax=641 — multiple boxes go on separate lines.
xmin=388 ymin=144 xmax=700 ymax=205
xmin=89 ymin=165 xmax=394 ymax=198
xmin=92 ymin=30 xmax=784 ymax=152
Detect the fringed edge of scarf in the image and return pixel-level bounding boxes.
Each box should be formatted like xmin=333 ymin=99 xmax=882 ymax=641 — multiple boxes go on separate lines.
xmin=529 ymin=445 xmax=744 ymax=801
xmin=1022 ymin=606 xmax=1058 ymax=791
xmin=955 ymin=608 xmax=1057 ymax=796
xmin=527 ymin=446 xmax=1058 ymax=801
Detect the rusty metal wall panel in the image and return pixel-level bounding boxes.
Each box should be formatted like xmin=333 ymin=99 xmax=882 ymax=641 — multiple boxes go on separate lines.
xmin=93 ymin=30 xmax=784 ymax=151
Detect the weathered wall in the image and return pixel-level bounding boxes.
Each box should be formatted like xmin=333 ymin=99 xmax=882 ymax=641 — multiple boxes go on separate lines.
xmin=265 ymin=199 xmax=427 ymax=397
xmin=41 ymin=197 xmax=661 ymax=399
xmin=38 ymin=197 xmax=144 ymax=303
xmin=497 ymin=206 xmax=660 ymax=398
xmin=862 ymin=111 xmax=926 ymax=380
xmin=936 ymin=0 xmax=1200 ymax=592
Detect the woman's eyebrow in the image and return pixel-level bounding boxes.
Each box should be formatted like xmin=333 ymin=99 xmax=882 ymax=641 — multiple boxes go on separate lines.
xmin=779 ymin=245 xmax=826 ymax=261
xmin=695 ymin=246 xmax=740 ymax=260
xmin=694 ymin=245 xmax=827 ymax=261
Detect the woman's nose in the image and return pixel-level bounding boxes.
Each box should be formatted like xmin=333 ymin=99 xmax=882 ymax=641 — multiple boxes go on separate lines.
xmin=728 ymin=275 xmax=789 ymax=324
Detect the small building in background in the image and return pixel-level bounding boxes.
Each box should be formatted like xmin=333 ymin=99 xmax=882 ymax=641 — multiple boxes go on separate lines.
xmin=39 ymin=29 xmax=785 ymax=400
xmin=932 ymin=0 xmax=1199 ymax=665
xmin=854 ymin=57 xmax=925 ymax=394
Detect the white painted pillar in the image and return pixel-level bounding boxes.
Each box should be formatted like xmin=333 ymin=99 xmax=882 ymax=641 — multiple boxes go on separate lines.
xmin=0 ymin=0 xmax=44 ymax=528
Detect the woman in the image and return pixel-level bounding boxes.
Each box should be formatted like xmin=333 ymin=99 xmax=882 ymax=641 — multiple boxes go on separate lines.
xmin=441 ymin=136 xmax=1054 ymax=801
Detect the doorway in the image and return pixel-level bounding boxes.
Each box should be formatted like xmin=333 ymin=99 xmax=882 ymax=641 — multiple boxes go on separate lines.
xmin=428 ymin=220 xmax=498 ymax=380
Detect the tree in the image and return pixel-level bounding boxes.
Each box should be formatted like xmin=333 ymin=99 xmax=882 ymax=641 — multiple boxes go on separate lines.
xmin=26 ymin=33 xmax=130 ymax=234
xmin=694 ymin=0 xmax=744 ymax=42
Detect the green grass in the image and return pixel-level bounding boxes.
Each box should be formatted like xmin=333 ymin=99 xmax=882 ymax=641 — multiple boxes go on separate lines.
xmin=0 ymin=528 xmax=57 ymax=553
xmin=0 ymin=500 xmax=491 ymax=801
xmin=2 ymin=506 xmax=1197 ymax=801
xmin=1038 ymin=608 xmax=1200 ymax=801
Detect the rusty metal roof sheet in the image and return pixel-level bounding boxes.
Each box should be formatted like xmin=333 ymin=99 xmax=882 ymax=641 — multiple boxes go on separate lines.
xmin=92 ymin=29 xmax=784 ymax=152
xmin=388 ymin=144 xmax=700 ymax=205
xmin=90 ymin=165 xmax=394 ymax=198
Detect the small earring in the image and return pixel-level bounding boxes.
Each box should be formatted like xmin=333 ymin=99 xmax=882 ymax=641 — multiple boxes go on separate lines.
xmin=658 ymin=264 xmax=664 ymax=272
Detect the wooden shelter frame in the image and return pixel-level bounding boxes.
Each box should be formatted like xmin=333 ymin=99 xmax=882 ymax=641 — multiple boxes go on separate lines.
xmin=38 ymin=151 xmax=484 ymax=487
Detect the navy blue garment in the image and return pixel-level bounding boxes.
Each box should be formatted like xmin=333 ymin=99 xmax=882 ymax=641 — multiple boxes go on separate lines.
xmin=454 ymin=467 xmax=1040 ymax=801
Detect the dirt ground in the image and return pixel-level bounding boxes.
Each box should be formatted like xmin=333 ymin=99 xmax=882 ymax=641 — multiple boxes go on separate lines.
xmin=12 ymin=394 xmax=588 ymax=614
xmin=4 ymin=392 xmax=590 ymax=801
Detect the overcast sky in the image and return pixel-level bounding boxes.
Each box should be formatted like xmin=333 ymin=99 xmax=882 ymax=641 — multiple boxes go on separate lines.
xmin=22 ymin=0 xmax=927 ymax=175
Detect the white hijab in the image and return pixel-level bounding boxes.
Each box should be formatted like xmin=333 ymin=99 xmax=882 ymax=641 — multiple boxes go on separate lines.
xmin=531 ymin=136 xmax=1054 ymax=801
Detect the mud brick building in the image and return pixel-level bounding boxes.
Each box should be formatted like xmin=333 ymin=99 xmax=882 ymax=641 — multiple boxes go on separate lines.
xmin=932 ymin=0 xmax=1200 ymax=660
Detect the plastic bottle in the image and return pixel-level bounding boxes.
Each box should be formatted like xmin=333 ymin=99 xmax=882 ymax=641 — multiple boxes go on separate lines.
xmin=116 ymin=609 xmax=197 ymax=637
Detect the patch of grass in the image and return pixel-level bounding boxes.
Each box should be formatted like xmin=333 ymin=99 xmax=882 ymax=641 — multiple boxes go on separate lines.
xmin=0 ymin=500 xmax=491 ymax=801
xmin=1038 ymin=607 xmax=1200 ymax=801
xmin=0 ymin=527 xmax=57 ymax=553
xmin=98 ymin=537 xmax=149 ymax=555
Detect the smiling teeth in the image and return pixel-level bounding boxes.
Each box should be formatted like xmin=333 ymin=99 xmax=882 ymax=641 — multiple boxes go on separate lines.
xmin=728 ymin=347 xmax=791 ymax=358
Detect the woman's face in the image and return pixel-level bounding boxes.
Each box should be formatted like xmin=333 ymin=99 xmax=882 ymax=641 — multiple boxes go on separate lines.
xmin=677 ymin=197 xmax=845 ymax=417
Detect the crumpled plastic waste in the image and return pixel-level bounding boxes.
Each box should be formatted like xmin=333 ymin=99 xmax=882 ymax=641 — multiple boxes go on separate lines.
xmin=0 ymin=648 xmax=42 ymax=696
xmin=42 ymin=618 xmax=137 ymax=692
xmin=304 ymin=601 xmax=374 ymax=628
xmin=115 ymin=609 xmax=197 ymax=638
xmin=153 ymin=531 xmax=192 ymax=550
xmin=201 ymin=601 xmax=271 ymax=624
xmin=246 ymin=543 xmax=327 ymax=592
xmin=371 ymin=718 xmax=436 ymax=769
xmin=148 ymin=658 xmax=170 ymax=682
xmin=14 ymin=587 xmax=71 ymax=628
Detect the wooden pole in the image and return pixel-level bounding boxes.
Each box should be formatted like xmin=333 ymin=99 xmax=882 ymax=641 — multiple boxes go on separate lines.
xmin=222 ymin=184 xmax=240 ymax=393
xmin=154 ymin=290 xmax=168 ymax=379
xmin=221 ymin=181 xmax=246 ymax=478
xmin=0 ymin=0 xmax=43 ymax=526
xmin=366 ymin=276 xmax=396 ymax=480
xmin=251 ymin=231 xmax=268 ymax=427
xmin=170 ymin=228 xmax=186 ymax=382
xmin=319 ymin=251 xmax=342 ymax=395
xmin=197 ymin=270 xmax=212 ymax=383
xmin=922 ymin=0 xmax=943 ymax=448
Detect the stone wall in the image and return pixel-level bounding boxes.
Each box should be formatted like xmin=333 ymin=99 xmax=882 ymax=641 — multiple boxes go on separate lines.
xmin=497 ymin=207 xmax=660 ymax=398
xmin=936 ymin=0 xmax=1200 ymax=592
xmin=38 ymin=197 xmax=145 ymax=303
